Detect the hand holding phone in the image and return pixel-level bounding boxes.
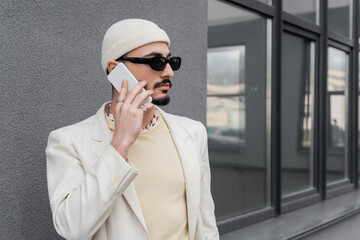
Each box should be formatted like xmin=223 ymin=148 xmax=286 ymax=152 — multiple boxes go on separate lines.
xmin=108 ymin=63 xmax=155 ymax=159
xmin=107 ymin=63 xmax=152 ymax=105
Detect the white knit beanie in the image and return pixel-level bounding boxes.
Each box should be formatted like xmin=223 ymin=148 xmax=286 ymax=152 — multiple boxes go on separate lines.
xmin=101 ymin=19 xmax=170 ymax=73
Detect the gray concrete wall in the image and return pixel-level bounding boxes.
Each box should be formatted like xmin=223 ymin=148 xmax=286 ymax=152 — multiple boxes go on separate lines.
xmin=0 ymin=1 xmax=207 ymax=239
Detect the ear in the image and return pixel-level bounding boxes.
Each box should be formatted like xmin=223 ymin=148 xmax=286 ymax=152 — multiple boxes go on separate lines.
xmin=107 ymin=60 xmax=119 ymax=73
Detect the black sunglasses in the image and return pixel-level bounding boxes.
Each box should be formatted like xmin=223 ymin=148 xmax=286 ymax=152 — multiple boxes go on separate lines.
xmin=117 ymin=56 xmax=181 ymax=71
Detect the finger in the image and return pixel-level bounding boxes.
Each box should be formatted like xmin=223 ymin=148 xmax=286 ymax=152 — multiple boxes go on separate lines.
xmin=131 ymin=89 xmax=153 ymax=109
xmin=119 ymin=79 xmax=128 ymax=100
xmin=124 ymin=81 xmax=147 ymax=104
xmin=116 ymin=80 xmax=128 ymax=110
xmin=140 ymin=102 xmax=155 ymax=113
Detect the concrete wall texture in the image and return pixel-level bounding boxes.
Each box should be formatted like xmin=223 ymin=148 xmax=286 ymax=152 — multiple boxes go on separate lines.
xmin=0 ymin=1 xmax=207 ymax=239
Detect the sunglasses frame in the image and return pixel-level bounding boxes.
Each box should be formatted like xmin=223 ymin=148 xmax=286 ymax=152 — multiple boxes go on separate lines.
xmin=117 ymin=56 xmax=181 ymax=71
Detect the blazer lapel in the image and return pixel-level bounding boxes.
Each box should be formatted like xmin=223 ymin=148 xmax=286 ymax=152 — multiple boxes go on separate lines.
xmin=90 ymin=102 xmax=148 ymax=233
xmin=91 ymin=103 xmax=113 ymax=159
xmin=158 ymin=108 xmax=201 ymax=240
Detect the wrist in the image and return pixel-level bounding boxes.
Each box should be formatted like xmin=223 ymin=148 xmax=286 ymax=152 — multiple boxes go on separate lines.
xmin=110 ymin=139 xmax=131 ymax=160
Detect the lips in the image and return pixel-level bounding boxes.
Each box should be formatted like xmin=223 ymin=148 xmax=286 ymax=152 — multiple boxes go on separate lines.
xmin=157 ymin=83 xmax=170 ymax=90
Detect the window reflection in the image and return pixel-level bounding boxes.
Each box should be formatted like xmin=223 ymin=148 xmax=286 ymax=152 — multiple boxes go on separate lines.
xmin=327 ymin=48 xmax=347 ymax=149
xmin=329 ymin=96 xmax=346 ymax=148
xmin=208 ymin=0 xmax=269 ymax=219
xmin=283 ymin=0 xmax=319 ymax=24
xmin=207 ymin=46 xmax=245 ymax=151
xmin=301 ymin=85 xmax=312 ymax=149
xmin=281 ymin=33 xmax=315 ymax=196
xmin=328 ymin=0 xmax=352 ymax=38
xmin=327 ymin=47 xmax=348 ymax=183
xmin=207 ymin=96 xmax=245 ymax=151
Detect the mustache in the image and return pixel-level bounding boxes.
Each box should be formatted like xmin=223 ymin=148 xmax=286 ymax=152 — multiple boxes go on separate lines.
xmin=153 ymin=79 xmax=172 ymax=89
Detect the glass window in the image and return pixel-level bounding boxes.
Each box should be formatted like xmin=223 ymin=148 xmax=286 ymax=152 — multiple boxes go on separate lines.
xmin=283 ymin=0 xmax=319 ymax=24
xmin=281 ymin=33 xmax=315 ymax=196
xmin=327 ymin=47 xmax=349 ymax=184
xmin=328 ymin=0 xmax=352 ymax=38
xmin=208 ymin=0 xmax=270 ymax=219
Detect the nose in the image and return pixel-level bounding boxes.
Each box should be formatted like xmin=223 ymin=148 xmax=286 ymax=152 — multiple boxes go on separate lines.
xmin=161 ymin=62 xmax=174 ymax=79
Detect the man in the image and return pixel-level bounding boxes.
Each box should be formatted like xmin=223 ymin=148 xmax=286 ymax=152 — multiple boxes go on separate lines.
xmin=46 ymin=19 xmax=219 ymax=240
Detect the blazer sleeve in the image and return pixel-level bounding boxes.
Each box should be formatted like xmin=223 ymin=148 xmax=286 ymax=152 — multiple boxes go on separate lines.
xmin=46 ymin=129 xmax=138 ymax=240
xmin=199 ymin=123 xmax=220 ymax=239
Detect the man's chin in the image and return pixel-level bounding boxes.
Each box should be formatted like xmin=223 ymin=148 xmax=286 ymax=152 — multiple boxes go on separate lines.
xmin=152 ymin=95 xmax=170 ymax=106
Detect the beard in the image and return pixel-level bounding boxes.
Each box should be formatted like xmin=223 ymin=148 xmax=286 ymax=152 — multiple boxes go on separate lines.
xmin=152 ymin=94 xmax=170 ymax=106
xmin=145 ymin=79 xmax=172 ymax=106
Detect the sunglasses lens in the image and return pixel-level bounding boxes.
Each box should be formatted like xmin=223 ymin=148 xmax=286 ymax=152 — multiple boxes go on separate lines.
xmin=170 ymin=57 xmax=181 ymax=71
xmin=150 ymin=57 xmax=167 ymax=71
xmin=149 ymin=57 xmax=182 ymax=71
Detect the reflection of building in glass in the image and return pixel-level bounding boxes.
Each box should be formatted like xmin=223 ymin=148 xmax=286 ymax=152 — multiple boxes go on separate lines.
xmin=207 ymin=46 xmax=246 ymax=151
xmin=282 ymin=33 xmax=314 ymax=196
xmin=208 ymin=0 xmax=269 ymax=219
xmin=331 ymin=118 xmax=345 ymax=147
xmin=327 ymin=47 xmax=348 ymax=160
xmin=283 ymin=0 xmax=318 ymax=24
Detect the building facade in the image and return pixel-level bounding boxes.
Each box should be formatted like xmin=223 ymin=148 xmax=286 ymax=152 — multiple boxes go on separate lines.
xmin=209 ymin=0 xmax=360 ymax=239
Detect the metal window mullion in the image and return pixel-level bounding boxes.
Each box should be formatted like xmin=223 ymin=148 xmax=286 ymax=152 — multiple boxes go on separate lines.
xmin=318 ymin=0 xmax=328 ymax=200
xmin=351 ymin=0 xmax=359 ymax=188
xmin=271 ymin=0 xmax=282 ymax=215
xmin=283 ymin=23 xmax=319 ymax=41
xmin=313 ymin=38 xmax=321 ymax=191
xmin=282 ymin=12 xmax=322 ymax=35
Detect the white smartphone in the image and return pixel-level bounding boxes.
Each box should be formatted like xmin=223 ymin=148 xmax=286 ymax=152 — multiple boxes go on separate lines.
xmin=107 ymin=63 xmax=152 ymax=104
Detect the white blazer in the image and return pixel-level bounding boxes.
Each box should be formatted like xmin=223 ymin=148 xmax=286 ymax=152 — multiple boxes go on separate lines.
xmin=46 ymin=102 xmax=219 ymax=240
